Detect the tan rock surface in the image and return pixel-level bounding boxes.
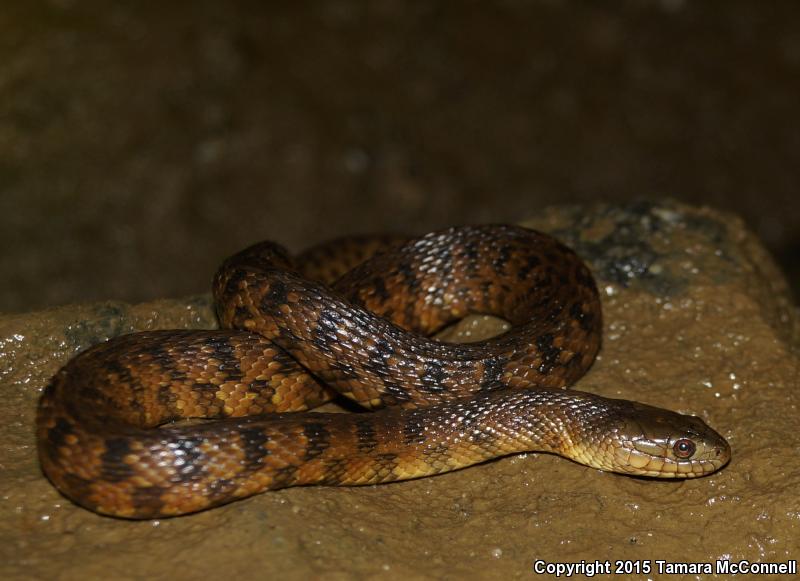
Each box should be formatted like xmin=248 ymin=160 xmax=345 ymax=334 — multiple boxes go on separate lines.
xmin=1 ymin=202 xmax=798 ymax=580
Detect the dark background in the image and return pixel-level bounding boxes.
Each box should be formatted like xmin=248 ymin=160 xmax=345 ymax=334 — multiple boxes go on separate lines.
xmin=2 ymin=0 xmax=798 ymax=313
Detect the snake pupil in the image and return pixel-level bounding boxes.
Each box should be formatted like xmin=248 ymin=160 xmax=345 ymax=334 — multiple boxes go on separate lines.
xmin=673 ymin=438 xmax=696 ymax=459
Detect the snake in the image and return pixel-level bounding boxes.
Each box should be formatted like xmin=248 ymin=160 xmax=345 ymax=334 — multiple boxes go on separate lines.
xmin=36 ymin=224 xmax=731 ymax=519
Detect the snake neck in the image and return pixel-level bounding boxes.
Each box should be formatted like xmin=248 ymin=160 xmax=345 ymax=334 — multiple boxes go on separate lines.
xmin=269 ymin=388 xmax=619 ymax=489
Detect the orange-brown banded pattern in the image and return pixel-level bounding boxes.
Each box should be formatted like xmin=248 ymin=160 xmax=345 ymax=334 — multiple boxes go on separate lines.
xmin=36 ymin=225 xmax=730 ymax=519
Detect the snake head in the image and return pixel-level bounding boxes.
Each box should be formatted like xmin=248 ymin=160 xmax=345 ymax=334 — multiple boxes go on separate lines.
xmin=599 ymin=400 xmax=731 ymax=478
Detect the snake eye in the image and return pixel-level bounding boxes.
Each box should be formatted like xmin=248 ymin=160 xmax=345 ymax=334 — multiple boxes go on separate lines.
xmin=673 ymin=438 xmax=696 ymax=459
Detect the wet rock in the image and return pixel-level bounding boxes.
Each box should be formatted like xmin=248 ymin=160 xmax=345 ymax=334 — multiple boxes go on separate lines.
xmin=1 ymin=202 xmax=798 ymax=580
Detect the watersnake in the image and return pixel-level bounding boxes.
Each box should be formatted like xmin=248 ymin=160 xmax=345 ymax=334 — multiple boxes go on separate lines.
xmin=36 ymin=224 xmax=731 ymax=519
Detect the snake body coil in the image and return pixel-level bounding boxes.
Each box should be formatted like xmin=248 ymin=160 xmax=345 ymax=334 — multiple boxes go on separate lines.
xmin=36 ymin=225 xmax=730 ymax=518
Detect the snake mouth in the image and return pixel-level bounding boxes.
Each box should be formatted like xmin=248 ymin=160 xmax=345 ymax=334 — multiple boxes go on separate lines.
xmin=612 ymin=439 xmax=731 ymax=478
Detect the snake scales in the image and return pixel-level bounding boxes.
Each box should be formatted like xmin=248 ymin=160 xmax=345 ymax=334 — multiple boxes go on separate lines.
xmin=36 ymin=225 xmax=730 ymax=519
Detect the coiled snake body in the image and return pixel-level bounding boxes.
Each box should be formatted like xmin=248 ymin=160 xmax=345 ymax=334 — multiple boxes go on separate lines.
xmin=36 ymin=225 xmax=730 ymax=518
